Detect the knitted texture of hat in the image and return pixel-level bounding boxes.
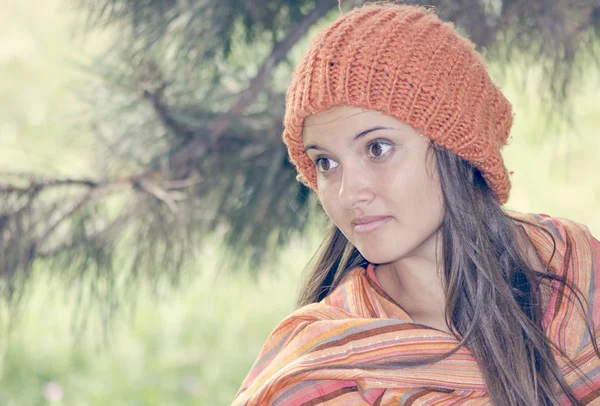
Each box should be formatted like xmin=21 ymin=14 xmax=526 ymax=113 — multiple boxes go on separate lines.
xmin=282 ymin=3 xmax=514 ymax=204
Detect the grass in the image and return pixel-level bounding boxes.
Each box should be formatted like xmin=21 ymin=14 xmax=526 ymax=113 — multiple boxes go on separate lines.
xmin=0 ymin=0 xmax=599 ymax=405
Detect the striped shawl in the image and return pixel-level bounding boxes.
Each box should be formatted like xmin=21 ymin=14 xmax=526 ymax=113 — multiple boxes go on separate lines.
xmin=232 ymin=213 xmax=600 ymax=405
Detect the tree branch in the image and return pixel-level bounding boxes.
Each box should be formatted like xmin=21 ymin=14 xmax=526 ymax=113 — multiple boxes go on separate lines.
xmin=36 ymin=180 xmax=133 ymax=250
xmin=1 ymin=168 xmax=206 ymax=255
xmin=0 ymin=175 xmax=99 ymax=193
xmin=135 ymin=61 xmax=194 ymax=139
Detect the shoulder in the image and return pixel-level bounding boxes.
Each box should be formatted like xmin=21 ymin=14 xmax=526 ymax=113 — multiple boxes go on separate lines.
xmin=247 ymin=299 xmax=356 ymax=362
xmin=505 ymin=212 xmax=600 ymax=400
xmin=507 ymin=210 xmax=599 ymax=294
xmin=506 ymin=210 xmax=599 ymax=313
xmin=507 ymin=210 xmax=593 ymax=238
xmin=509 ymin=211 xmax=600 ymax=356
xmin=232 ymin=300 xmax=354 ymax=405
xmin=232 ymin=268 xmax=373 ymax=405
xmin=506 ymin=210 xmax=598 ymax=271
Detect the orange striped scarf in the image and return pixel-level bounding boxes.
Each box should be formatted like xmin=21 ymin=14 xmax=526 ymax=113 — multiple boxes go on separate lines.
xmin=232 ymin=213 xmax=600 ymax=405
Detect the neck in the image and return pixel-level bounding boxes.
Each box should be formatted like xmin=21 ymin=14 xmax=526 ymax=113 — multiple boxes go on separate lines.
xmin=375 ymin=232 xmax=450 ymax=333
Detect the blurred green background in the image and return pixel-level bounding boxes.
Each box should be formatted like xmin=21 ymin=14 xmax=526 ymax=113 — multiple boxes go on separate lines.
xmin=0 ymin=0 xmax=599 ymax=405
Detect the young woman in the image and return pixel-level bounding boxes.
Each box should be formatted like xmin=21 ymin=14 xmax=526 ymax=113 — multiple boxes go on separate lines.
xmin=232 ymin=4 xmax=600 ymax=405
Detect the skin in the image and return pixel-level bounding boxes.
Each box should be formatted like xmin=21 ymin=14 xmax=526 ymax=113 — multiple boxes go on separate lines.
xmin=303 ymin=105 xmax=451 ymax=333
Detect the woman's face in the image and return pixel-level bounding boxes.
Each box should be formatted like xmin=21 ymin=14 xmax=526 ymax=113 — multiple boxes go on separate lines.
xmin=303 ymin=106 xmax=444 ymax=265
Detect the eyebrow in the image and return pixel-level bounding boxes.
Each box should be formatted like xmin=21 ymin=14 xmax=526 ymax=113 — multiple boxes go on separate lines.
xmin=303 ymin=126 xmax=392 ymax=152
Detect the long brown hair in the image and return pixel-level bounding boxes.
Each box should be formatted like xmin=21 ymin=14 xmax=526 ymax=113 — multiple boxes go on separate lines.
xmin=296 ymin=143 xmax=599 ymax=405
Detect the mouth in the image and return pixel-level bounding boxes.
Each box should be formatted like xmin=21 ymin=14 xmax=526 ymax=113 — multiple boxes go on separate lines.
xmin=352 ymin=216 xmax=393 ymax=234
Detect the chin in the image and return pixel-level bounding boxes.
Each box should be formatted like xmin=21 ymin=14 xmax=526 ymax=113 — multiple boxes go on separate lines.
xmin=355 ymin=245 xmax=403 ymax=265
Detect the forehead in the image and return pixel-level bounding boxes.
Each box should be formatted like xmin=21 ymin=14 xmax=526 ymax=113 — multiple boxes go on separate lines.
xmin=302 ymin=106 xmax=413 ymax=144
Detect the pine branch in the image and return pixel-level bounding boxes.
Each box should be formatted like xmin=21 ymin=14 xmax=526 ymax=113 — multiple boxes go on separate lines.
xmin=0 ymin=170 xmax=200 ymax=261
xmin=0 ymin=176 xmax=99 ymax=194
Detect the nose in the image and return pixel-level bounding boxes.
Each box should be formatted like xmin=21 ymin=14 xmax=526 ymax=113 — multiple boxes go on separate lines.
xmin=338 ymin=164 xmax=375 ymax=210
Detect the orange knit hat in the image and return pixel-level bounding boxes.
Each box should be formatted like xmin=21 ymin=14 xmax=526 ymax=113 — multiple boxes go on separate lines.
xmin=282 ymin=3 xmax=514 ymax=203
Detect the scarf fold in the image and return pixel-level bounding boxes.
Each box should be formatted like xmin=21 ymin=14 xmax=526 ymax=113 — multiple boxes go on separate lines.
xmin=232 ymin=213 xmax=600 ymax=405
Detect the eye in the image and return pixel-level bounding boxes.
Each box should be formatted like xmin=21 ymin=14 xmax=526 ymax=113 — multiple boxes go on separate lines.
xmin=368 ymin=140 xmax=393 ymax=158
xmin=315 ymin=157 xmax=339 ymax=173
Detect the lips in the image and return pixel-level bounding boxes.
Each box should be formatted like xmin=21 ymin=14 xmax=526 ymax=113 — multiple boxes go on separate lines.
xmin=352 ymin=216 xmax=393 ymax=234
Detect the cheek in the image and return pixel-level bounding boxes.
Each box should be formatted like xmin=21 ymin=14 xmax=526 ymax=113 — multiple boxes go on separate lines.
xmin=317 ymin=185 xmax=342 ymax=223
xmin=385 ymin=156 xmax=444 ymax=220
xmin=405 ymin=164 xmax=444 ymax=227
xmin=317 ymin=184 xmax=360 ymax=243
